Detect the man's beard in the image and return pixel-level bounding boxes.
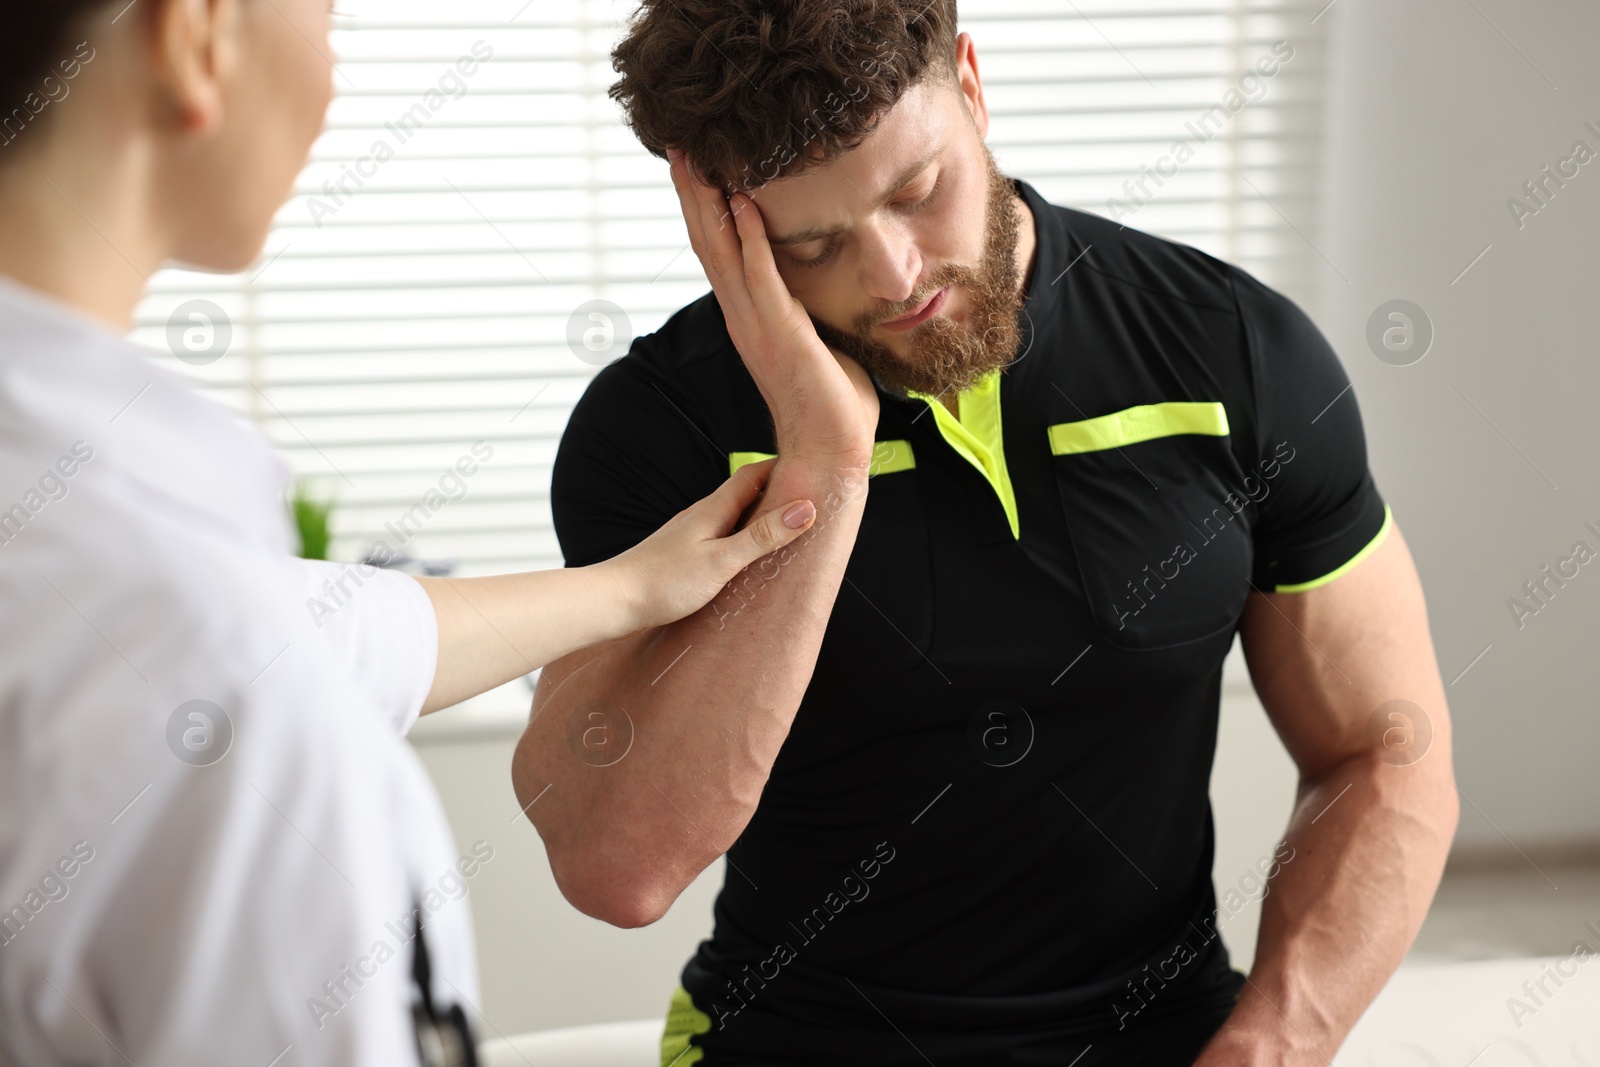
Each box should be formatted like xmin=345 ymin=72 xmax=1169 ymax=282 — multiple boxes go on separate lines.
xmin=809 ymin=149 xmax=1025 ymax=401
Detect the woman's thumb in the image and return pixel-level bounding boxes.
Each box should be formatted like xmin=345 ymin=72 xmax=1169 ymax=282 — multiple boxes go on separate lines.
xmin=724 ymin=499 xmax=815 ymax=570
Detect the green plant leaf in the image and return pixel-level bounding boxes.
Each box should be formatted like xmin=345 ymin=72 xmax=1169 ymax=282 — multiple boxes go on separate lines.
xmin=289 ymin=479 xmax=337 ymax=561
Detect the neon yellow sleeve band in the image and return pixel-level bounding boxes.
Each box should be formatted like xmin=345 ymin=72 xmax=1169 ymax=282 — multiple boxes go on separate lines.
xmin=1273 ymin=505 xmax=1393 ymax=593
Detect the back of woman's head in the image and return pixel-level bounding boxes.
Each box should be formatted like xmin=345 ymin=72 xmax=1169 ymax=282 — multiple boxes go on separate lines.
xmin=0 ymin=0 xmax=337 ymax=276
xmin=0 ymin=2 xmax=110 ymax=146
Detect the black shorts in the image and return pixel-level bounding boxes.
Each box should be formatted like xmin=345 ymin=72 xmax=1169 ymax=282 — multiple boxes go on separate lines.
xmin=668 ymin=954 xmax=1246 ymax=1066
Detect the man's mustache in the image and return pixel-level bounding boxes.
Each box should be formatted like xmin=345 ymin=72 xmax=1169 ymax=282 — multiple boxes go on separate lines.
xmin=854 ymin=266 xmax=974 ymax=333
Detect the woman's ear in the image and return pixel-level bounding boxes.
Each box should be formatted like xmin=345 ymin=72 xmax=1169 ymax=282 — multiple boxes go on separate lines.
xmin=147 ymin=0 xmax=240 ymax=134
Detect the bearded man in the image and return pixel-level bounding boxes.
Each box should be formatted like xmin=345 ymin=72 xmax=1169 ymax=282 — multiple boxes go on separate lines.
xmin=513 ymin=3 xmax=1459 ymax=1064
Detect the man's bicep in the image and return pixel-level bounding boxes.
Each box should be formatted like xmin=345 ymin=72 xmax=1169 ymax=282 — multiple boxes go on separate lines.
xmin=551 ymin=359 xmax=726 ymax=568
xmin=1239 ymin=523 xmax=1448 ymax=780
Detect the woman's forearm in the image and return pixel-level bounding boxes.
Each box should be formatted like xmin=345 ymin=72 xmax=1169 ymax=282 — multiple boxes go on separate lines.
xmin=414 ymin=564 xmax=636 ymax=715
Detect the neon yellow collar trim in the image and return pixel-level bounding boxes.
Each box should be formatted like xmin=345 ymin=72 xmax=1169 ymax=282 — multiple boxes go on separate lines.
xmin=909 ymin=370 xmax=1020 ymax=539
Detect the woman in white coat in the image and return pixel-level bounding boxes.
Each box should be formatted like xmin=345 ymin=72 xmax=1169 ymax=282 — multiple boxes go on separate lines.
xmin=0 ymin=1 xmax=817 ymax=1064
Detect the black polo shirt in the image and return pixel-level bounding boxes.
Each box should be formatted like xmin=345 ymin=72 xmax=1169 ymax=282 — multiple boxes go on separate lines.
xmin=550 ymin=179 xmax=1391 ymax=1062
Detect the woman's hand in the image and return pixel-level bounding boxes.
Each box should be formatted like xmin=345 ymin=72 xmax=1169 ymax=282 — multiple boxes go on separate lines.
xmin=597 ymin=458 xmax=816 ymax=633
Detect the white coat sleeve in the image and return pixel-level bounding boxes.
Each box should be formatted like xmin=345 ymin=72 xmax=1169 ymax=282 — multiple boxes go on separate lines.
xmin=293 ymin=559 xmax=441 ymax=735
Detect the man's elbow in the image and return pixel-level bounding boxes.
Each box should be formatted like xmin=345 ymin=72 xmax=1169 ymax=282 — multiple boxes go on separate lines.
xmin=547 ymin=844 xmax=683 ymax=929
xmin=510 ymin=761 xmax=676 ymax=927
xmin=1436 ymin=766 xmax=1461 ymax=839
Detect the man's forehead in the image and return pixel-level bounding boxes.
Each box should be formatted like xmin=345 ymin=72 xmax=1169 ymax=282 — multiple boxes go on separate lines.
xmin=754 ymin=84 xmax=955 ymax=244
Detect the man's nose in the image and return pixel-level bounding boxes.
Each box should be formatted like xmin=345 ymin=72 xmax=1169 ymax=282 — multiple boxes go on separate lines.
xmin=858 ymin=219 xmax=921 ymax=306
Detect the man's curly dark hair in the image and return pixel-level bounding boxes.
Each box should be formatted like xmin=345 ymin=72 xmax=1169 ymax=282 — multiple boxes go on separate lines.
xmin=610 ymin=0 xmax=960 ymax=193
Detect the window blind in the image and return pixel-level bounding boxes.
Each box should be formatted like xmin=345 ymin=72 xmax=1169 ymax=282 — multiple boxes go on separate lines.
xmin=132 ymin=0 xmax=1333 ymax=579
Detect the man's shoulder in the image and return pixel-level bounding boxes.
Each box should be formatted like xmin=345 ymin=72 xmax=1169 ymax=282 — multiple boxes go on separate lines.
xmin=1044 ymin=200 xmax=1242 ymax=317
xmin=1030 ymin=197 xmax=1281 ymax=450
xmin=622 ymin=291 xmax=741 ymax=377
xmin=570 ymin=291 xmax=759 ymax=430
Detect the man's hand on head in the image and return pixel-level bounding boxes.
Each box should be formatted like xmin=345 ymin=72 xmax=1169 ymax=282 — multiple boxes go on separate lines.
xmin=667 ymin=148 xmax=880 ymax=469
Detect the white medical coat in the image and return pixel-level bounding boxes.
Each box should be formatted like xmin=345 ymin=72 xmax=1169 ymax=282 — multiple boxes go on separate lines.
xmin=0 ymin=277 xmax=479 ymax=1065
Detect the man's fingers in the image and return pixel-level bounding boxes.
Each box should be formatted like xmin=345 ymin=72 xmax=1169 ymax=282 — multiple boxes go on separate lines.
xmin=669 ymin=149 xmax=737 ymax=287
xmin=729 ymin=193 xmax=796 ymax=326
xmin=667 ymin=151 xmax=711 ymax=267
xmin=667 ymin=150 xmax=755 ymax=322
xmin=694 ymin=175 xmax=742 ymax=281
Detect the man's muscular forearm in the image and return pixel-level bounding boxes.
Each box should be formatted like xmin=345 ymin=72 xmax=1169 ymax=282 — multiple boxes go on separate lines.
xmin=511 ymin=454 xmax=871 ymax=927
xmin=1195 ymin=750 xmax=1456 ymax=1064
xmin=1196 ymin=533 xmax=1458 ymax=1065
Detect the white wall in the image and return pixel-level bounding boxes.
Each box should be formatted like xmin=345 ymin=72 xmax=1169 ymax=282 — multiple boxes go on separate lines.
xmin=1318 ymin=0 xmax=1600 ymax=848
xmin=411 ymin=729 xmax=724 ymax=1037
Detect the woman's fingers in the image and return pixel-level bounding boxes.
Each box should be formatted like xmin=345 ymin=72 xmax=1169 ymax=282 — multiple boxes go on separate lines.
xmin=673 ymin=456 xmax=789 ymax=539
xmin=718 ymin=497 xmax=816 ymax=575
xmin=614 ymin=458 xmax=814 ymax=631
xmin=673 ymin=459 xmax=815 ymax=579
xmin=699 ymin=457 xmax=775 ymax=536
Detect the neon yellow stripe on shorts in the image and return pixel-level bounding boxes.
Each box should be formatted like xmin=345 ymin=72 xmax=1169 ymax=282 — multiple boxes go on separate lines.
xmin=661 ymin=985 xmax=710 ymax=1066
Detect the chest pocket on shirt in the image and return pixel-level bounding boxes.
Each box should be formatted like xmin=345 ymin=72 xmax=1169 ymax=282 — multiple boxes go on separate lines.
xmin=1047 ymin=402 xmax=1253 ymax=651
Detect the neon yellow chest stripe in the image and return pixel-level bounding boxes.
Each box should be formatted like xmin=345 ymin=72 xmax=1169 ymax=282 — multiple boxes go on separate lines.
xmin=729 ymin=439 xmax=916 ymax=479
xmin=1047 ymin=401 xmax=1230 ymax=456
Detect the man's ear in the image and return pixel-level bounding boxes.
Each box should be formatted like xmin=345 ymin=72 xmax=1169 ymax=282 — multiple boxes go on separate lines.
xmin=148 ymin=0 xmax=240 ymax=134
xmin=952 ymin=33 xmax=990 ymax=139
